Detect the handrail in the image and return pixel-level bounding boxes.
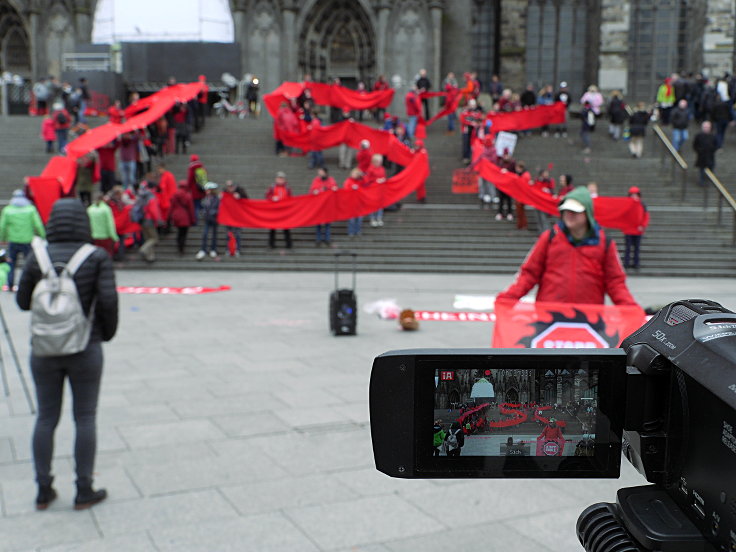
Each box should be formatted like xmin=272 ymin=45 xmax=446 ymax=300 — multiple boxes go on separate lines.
xmin=651 ymin=124 xmax=688 ymax=170
xmin=704 ymin=168 xmax=736 ymax=246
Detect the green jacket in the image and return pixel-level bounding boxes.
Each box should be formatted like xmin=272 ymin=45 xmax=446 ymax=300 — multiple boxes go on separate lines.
xmin=87 ymin=202 xmax=119 ymax=241
xmin=0 ymin=263 xmax=9 ymax=289
xmin=0 ymin=204 xmax=45 ymax=244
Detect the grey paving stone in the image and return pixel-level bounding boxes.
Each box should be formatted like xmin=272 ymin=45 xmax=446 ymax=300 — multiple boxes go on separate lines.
xmin=384 ymin=521 xmax=554 ymax=552
xmin=92 ymin=489 xmax=238 ymax=536
xmin=286 ymin=495 xmax=439 ymax=550
xmin=169 ymin=393 xmax=286 ymax=419
xmin=332 ymin=468 xmax=435 ymax=498
xmin=97 ymin=403 xmax=181 ymax=427
xmin=210 ymin=411 xmax=291 ymax=438
xmin=0 ymin=509 xmax=100 ymax=551
xmin=401 ymin=479 xmax=580 ymax=526
xmin=0 ymin=437 xmax=13 ymax=463
xmin=221 ymin=473 xmax=358 ymax=516
xmin=274 ymin=406 xmax=355 ymax=429
xmin=503 ymin=507 xmax=587 ymax=552
xmin=40 ymin=533 xmax=157 ymax=551
xmin=116 ymin=419 xmax=226 ymax=450
xmin=124 ymin=447 xmax=288 ymax=496
xmin=150 ymin=513 xmax=320 ymax=552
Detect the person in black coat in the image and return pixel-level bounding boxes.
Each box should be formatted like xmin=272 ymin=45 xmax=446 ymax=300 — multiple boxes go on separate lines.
xmin=692 ymin=121 xmax=719 ymax=187
xmin=16 ymin=199 xmax=118 ymax=511
xmin=628 ymin=102 xmax=651 ymax=158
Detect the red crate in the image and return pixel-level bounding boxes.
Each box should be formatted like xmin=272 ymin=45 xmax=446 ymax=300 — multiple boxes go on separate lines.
xmin=452 ymin=168 xmax=479 ymax=194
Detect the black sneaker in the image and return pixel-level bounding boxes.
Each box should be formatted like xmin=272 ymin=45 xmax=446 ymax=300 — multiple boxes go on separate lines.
xmin=36 ymin=485 xmax=57 ymax=510
xmin=74 ymin=487 xmax=107 ymax=510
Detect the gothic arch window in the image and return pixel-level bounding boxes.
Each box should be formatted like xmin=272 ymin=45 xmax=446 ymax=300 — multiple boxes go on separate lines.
xmin=298 ymin=0 xmax=375 ymax=86
xmin=0 ymin=0 xmax=31 ymax=76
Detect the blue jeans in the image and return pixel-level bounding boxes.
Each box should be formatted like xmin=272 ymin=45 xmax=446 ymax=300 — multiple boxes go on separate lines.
xmin=348 ymin=217 xmax=362 ymax=236
xmin=370 ymin=210 xmax=384 ymax=223
xmin=201 ymin=222 xmax=218 ymax=252
xmin=447 ymin=112 xmax=457 ymax=132
xmin=624 ymin=235 xmax=642 ymax=268
xmin=315 ymin=224 xmax=331 ymax=242
xmin=78 ymin=100 xmax=87 ymax=124
xmin=407 ymin=116 xmax=418 ymax=140
xmin=7 ymin=242 xmax=31 ymax=289
xmin=672 ymin=128 xmax=688 ymax=152
xmin=308 ymin=150 xmax=324 ymax=169
xmin=119 ymin=160 xmax=137 ymax=190
xmin=55 ymin=129 xmax=68 ymax=153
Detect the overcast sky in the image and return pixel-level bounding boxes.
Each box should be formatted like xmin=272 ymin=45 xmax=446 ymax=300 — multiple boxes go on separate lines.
xmin=92 ymin=0 xmax=234 ymax=44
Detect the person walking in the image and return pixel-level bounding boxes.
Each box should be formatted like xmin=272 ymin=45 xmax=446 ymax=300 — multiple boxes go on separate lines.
xmin=16 ymin=198 xmax=118 ymax=510
xmin=628 ymin=103 xmax=650 ymax=159
xmin=136 ymin=183 xmax=164 ymax=263
xmin=692 ymin=121 xmax=718 ymax=187
xmin=670 ymin=99 xmax=690 ymax=152
xmin=0 ymin=189 xmax=46 ymax=291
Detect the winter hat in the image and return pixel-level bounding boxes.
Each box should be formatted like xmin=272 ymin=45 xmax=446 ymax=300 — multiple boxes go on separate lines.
xmin=628 ymin=186 xmax=641 ymax=195
xmin=204 ymin=182 xmax=218 ymax=190
xmin=276 ymin=171 xmax=287 ymax=179
xmin=11 ymin=189 xmax=25 ymax=199
xmin=190 ymin=154 xmax=199 ymax=162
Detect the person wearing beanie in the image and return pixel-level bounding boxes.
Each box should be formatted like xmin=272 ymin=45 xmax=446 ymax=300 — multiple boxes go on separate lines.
xmin=0 ymin=190 xmax=46 ymax=291
xmin=16 ymin=198 xmax=118 ymax=511
xmin=623 ymin=186 xmax=649 ymax=270
xmin=496 ymin=186 xmax=637 ymax=305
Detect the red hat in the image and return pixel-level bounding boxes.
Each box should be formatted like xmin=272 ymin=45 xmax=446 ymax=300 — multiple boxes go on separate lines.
xmin=628 ymin=186 xmax=641 ymax=195
xmin=384 ymin=113 xmax=392 ymax=120
xmin=414 ymin=139 xmax=424 ymax=148
xmin=190 ymin=154 xmax=199 ymax=161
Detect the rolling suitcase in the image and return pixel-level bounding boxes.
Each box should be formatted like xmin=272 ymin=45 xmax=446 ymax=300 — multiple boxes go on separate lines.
xmin=329 ymin=252 xmax=357 ymax=336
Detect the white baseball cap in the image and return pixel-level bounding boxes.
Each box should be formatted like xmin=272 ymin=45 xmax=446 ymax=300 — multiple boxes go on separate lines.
xmin=558 ymin=197 xmax=585 ymax=213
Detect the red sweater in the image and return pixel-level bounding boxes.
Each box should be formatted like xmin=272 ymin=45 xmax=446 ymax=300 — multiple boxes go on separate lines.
xmin=496 ymin=225 xmax=637 ymax=305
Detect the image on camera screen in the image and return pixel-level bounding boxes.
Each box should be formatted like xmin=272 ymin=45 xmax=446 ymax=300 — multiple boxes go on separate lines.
xmin=432 ymin=368 xmax=598 ymax=457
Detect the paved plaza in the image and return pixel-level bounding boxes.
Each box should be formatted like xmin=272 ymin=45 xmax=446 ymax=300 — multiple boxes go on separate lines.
xmin=0 ymin=270 xmax=733 ymax=551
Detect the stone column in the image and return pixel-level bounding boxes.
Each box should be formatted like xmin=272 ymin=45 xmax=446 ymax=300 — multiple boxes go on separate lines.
xmin=73 ymin=0 xmax=93 ymax=43
xmin=428 ymin=1 xmax=443 ymax=89
xmin=281 ymin=1 xmax=298 ymax=81
xmin=375 ymin=2 xmax=391 ymax=77
xmin=231 ymin=0 xmax=248 ymax=79
xmin=25 ymin=7 xmax=42 ymax=81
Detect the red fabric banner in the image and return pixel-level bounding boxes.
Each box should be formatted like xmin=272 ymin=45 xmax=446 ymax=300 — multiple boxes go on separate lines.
xmin=263 ymin=82 xmax=394 ymax=117
xmin=492 ymin=299 xmax=646 ymax=348
xmin=117 ymin=285 xmax=232 ymax=295
xmin=218 ymin=150 xmax=430 ymax=228
xmin=484 ymin=103 xmax=567 ymax=133
xmin=113 ymin=204 xmax=141 ymax=236
xmin=474 ymin=159 xmax=649 ymax=234
xmin=26 ymin=81 xmax=205 ymax=222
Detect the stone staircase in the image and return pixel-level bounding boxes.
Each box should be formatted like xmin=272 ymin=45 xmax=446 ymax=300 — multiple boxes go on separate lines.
xmin=1 ymin=111 xmax=735 ymax=277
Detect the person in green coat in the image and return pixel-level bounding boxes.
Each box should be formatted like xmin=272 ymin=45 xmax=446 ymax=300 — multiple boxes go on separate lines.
xmin=0 ymin=190 xmax=45 ymax=291
xmin=87 ymin=193 xmax=119 ymax=258
xmin=433 ymin=421 xmax=447 ymax=456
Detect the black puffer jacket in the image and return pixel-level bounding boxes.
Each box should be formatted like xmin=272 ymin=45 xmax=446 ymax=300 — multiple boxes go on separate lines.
xmin=16 ymin=199 xmax=118 ymax=344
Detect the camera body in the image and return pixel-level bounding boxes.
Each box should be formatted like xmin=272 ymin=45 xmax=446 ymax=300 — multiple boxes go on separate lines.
xmin=369 ymin=299 xmax=736 ymax=551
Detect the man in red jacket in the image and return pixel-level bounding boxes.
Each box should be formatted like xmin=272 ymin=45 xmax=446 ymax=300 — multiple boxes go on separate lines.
xmin=405 ymin=85 xmax=422 ymax=140
xmin=266 ymin=172 xmax=293 ymax=249
xmin=496 ymin=186 xmax=637 ymax=306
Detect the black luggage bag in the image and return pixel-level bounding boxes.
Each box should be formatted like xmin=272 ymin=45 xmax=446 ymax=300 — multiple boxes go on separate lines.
xmin=329 ymin=252 xmax=357 ymax=336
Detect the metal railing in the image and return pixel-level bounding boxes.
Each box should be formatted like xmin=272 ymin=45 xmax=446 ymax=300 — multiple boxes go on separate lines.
xmin=651 ymin=123 xmax=688 ymax=201
xmin=651 ymin=121 xmax=736 ymax=245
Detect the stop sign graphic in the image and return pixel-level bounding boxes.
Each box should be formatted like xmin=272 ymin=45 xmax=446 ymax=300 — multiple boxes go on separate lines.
xmin=530 ymin=322 xmax=610 ymax=349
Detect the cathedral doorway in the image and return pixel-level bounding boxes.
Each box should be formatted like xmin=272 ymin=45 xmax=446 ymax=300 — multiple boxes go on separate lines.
xmin=298 ymin=0 xmax=375 ymax=86
xmin=0 ymin=1 xmax=32 ymax=113
xmin=505 ymin=388 xmax=519 ymax=404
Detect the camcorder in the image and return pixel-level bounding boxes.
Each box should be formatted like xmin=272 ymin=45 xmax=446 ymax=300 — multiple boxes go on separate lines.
xmin=369 ymin=299 xmax=736 ymax=552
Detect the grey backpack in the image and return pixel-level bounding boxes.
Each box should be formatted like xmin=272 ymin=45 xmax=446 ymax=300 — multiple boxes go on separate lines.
xmin=30 ymin=238 xmax=97 ymax=357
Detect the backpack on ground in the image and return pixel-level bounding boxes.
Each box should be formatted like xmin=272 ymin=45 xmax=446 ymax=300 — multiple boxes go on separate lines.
xmin=30 ymin=238 xmax=97 ymax=357
xmin=446 ymin=429 xmax=460 ymax=451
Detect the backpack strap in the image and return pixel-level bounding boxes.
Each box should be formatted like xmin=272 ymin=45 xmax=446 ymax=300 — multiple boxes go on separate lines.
xmin=31 ymin=237 xmax=54 ymax=278
xmin=64 ymin=244 xmax=97 ymax=277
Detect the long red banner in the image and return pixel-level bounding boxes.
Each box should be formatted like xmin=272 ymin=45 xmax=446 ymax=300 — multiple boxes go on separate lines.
xmin=26 ymin=82 xmax=206 ymax=222
xmin=263 ymin=82 xmax=394 ymax=117
xmin=493 ymin=299 xmax=646 ymax=348
xmin=485 ymin=103 xmax=567 ymax=133
xmin=474 ymin=159 xmax=648 ymax=235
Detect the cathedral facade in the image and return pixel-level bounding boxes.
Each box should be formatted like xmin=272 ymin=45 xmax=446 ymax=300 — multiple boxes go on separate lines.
xmin=1 ymin=0 xmax=735 ymax=104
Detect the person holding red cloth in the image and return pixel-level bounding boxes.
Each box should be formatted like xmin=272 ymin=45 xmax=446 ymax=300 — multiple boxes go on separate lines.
xmin=309 ymin=167 xmax=338 ymax=246
xmin=404 ymin=86 xmax=422 ymax=140
xmin=365 ymin=154 xmax=387 ymax=227
xmin=539 ymin=419 xmax=563 ymax=441
xmin=356 ymin=140 xmax=372 ymax=173
xmin=344 ymin=168 xmax=365 ymax=238
xmin=266 ymin=172 xmax=293 ymax=249
xmin=372 ymin=75 xmax=389 ymax=121
xmin=155 ymin=163 xmax=177 ymax=223
xmin=186 ymin=154 xmax=207 ymax=220
xmin=496 ymin=186 xmax=637 ymax=306
xmin=275 ymin=101 xmax=299 ymax=156
xmin=107 ymin=100 xmax=124 ymax=125
xmin=623 ymin=186 xmax=649 ymax=270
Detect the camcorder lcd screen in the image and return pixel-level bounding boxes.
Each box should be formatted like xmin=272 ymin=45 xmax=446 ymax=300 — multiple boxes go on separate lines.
xmin=415 ymin=352 xmax=624 ymax=477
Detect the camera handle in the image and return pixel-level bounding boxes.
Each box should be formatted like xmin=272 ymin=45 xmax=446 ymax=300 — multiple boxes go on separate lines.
xmin=577 ymin=485 xmax=709 ymax=552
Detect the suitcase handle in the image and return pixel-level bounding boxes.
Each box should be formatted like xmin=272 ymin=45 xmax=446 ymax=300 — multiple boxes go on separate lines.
xmin=334 ymin=251 xmax=357 ymax=291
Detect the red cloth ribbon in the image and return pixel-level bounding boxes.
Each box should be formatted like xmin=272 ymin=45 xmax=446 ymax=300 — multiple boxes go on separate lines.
xmin=26 ymin=82 xmax=206 ymax=222
xmin=263 ymin=82 xmax=394 ymax=117
xmin=474 ymin=159 xmax=649 ymax=234
xmin=484 ymin=103 xmax=567 ymax=133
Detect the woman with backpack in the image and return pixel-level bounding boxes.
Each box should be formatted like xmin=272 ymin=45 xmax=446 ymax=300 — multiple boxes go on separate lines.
xmin=52 ymin=103 xmax=71 ymax=153
xmin=444 ymin=421 xmax=465 ymax=457
xmin=16 ymin=199 xmax=118 ymax=511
